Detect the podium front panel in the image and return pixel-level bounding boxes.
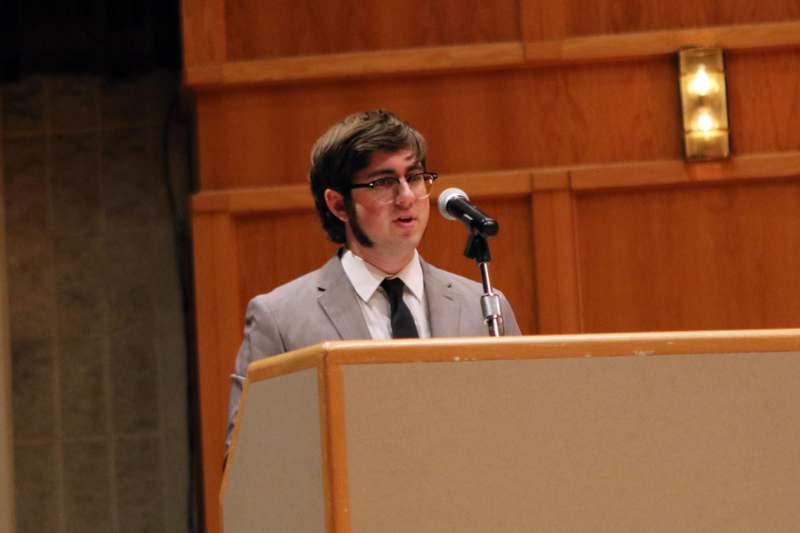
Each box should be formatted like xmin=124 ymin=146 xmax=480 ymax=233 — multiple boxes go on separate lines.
xmin=341 ymin=351 xmax=800 ymax=533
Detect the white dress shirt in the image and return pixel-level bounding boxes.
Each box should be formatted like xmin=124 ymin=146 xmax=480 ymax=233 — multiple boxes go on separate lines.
xmin=340 ymin=249 xmax=431 ymax=339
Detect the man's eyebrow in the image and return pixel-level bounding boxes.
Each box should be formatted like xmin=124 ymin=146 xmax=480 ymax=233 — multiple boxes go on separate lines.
xmin=365 ymin=162 xmax=423 ymax=179
xmin=364 ymin=168 xmax=396 ymax=179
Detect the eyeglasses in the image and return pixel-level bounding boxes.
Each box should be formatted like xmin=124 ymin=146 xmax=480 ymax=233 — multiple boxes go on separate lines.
xmin=349 ymin=171 xmax=438 ymax=204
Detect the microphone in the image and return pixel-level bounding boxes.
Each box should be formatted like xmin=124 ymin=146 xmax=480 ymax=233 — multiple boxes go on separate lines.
xmin=437 ymin=187 xmax=499 ymax=236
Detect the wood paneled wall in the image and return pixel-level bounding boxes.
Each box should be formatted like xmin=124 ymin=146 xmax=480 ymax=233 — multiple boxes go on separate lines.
xmin=225 ymin=0 xmax=520 ymax=59
xmin=527 ymin=0 xmax=800 ymax=39
xmin=180 ymin=2 xmax=800 ymax=531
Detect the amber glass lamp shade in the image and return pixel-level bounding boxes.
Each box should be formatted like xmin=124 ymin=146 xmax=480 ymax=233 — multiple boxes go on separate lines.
xmin=679 ymin=47 xmax=730 ymax=161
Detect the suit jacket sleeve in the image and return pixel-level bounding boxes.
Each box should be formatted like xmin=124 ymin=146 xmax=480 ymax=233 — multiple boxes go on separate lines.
xmin=225 ymin=296 xmax=287 ymax=451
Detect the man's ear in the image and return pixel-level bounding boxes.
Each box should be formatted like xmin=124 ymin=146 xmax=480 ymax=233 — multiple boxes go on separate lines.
xmin=324 ymin=188 xmax=348 ymax=223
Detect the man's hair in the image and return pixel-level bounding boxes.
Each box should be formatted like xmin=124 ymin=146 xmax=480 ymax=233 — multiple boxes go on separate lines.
xmin=309 ymin=109 xmax=428 ymax=244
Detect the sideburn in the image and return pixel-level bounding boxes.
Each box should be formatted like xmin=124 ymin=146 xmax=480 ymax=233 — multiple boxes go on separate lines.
xmin=344 ymin=196 xmax=374 ymax=247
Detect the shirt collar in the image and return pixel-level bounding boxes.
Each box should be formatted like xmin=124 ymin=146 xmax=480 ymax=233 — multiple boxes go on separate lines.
xmin=341 ymin=249 xmax=424 ymax=303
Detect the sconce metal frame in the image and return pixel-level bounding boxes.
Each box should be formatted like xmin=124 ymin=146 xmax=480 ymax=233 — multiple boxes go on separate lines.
xmin=678 ymin=47 xmax=731 ymax=161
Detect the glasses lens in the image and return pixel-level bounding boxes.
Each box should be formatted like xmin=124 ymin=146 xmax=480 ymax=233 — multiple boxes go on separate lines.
xmin=410 ymin=174 xmax=432 ymax=198
xmin=372 ymin=180 xmax=396 ymax=203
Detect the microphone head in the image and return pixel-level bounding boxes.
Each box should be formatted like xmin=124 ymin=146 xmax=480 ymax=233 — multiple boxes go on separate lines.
xmin=437 ymin=187 xmax=469 ymax=221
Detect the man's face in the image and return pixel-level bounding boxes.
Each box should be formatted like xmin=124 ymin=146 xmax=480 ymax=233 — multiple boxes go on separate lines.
xmin=330 ymin=148 xmax=430 ymax=273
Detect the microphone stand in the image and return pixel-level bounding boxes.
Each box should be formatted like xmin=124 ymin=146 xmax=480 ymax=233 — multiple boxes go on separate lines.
xmin=464 ymin=229 xmax=504 ymax=337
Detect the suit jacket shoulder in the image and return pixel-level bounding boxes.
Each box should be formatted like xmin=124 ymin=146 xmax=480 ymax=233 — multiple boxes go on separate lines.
xmin=245 ymin=255 xmax=371 ymax=358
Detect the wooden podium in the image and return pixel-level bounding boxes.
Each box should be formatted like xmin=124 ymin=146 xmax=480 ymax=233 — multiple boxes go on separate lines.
xmin=221 ymin=330 xmax=800 ymax=533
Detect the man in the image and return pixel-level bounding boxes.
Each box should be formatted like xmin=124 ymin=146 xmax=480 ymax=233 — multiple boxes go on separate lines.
xmin=226 ymin=110 xmax=520 ymax=448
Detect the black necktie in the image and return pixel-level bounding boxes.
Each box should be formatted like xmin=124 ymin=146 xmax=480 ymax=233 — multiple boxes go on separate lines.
xmin=380 ymin=278 xmax=419 ymax=339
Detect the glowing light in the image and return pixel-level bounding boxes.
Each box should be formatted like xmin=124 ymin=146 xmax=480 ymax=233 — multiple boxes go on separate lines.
xmin=694 ymin=110 xmax=716 ymax=132
xmin=688 ymin=66 xmax=715 ymax=96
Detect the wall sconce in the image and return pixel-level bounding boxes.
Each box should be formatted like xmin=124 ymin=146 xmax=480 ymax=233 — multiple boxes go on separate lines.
xmin=678 ymin=47 xmax=730 ymax=161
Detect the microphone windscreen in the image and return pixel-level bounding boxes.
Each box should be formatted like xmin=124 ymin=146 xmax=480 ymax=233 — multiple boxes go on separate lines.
xmin=437 ymin=187 xmax=469 ymax=221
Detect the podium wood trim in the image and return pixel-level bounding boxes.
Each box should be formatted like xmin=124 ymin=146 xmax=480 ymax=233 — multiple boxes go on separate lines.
xmin=308 ymin=329 xmax=800 ymax=365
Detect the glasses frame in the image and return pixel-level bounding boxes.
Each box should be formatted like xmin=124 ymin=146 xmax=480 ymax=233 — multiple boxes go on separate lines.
xmin=348 ymin=171 xmax=439 ymax=202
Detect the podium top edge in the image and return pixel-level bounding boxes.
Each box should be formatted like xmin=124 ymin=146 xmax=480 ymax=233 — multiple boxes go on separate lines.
xmin=245 ymin=328 xmax=800 ymax=383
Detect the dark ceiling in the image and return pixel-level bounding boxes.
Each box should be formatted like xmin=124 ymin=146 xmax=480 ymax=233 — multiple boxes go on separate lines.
xmin=1 ymin=1 xmax=182 ymax=81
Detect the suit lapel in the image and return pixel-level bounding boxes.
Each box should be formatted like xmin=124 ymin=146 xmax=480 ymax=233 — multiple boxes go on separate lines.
xmin=316 ymin=254 xmax=372 ymax=340
xmin=422 ymin=259 xmax=462 ymax=337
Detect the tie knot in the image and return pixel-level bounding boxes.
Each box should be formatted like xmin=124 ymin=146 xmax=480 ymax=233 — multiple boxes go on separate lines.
xmin=380 ymin=277 xmax=406 ymax=301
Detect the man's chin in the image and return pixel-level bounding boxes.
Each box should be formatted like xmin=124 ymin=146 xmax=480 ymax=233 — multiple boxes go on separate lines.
xmin=391 ymin=233 xmax=424 ymax=255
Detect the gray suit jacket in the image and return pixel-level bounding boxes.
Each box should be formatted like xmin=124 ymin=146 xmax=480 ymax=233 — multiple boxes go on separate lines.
xmin=225 ymin=254 xmax=521 ymax=447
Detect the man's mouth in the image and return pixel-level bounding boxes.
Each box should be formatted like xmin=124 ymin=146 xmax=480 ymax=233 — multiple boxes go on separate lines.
xmin=395 ymin=216 xmax=415 ymax=224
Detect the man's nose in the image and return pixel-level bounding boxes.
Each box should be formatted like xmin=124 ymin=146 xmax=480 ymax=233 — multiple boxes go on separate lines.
xmin=394 ymin=178 xmax=416 ymax=206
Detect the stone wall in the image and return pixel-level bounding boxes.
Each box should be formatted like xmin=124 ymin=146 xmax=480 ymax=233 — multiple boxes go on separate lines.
xmin=2 ymin=72 xmax=191 ymax=533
